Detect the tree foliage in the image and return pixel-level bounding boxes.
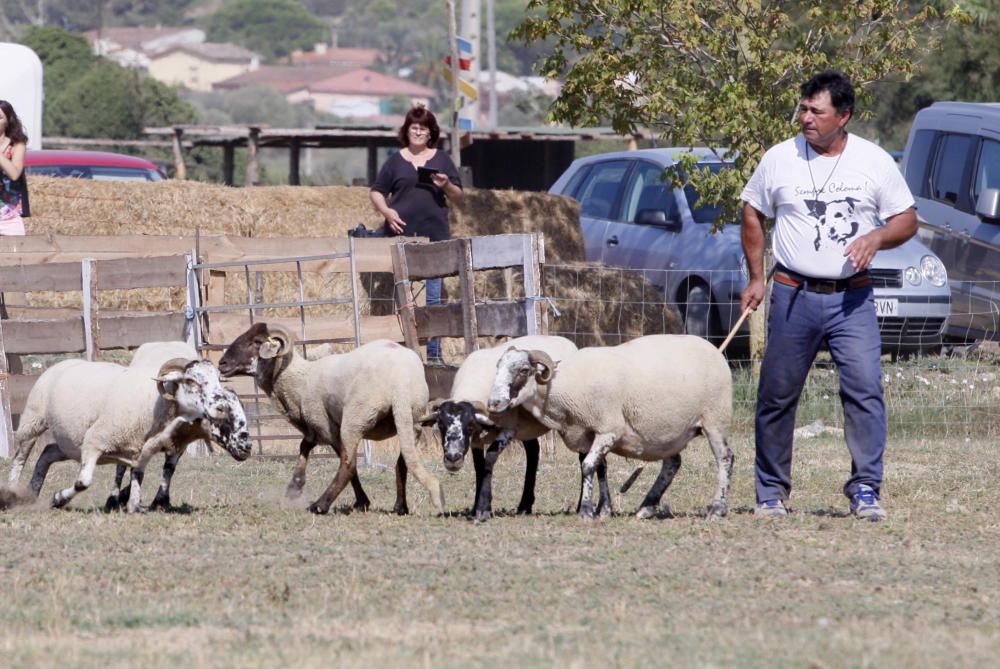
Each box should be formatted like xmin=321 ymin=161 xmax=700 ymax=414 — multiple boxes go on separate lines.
xmin=514 ymin=0 xmax=968 ymax=224
xmin=20 ymin=25 xmax=197 ymax=140
xmin=204 ymin=0 xmax=330 ymax=61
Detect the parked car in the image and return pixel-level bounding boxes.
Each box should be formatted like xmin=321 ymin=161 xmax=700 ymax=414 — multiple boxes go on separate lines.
xmin=24 ymin=149 xmax=166 ymax=181
xmin=901 ymin=101 xmax=1000 ymax=342
xmin=549 ymin=147 xmax=950 ymax=355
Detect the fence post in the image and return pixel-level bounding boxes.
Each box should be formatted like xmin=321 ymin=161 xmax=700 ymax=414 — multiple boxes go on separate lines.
xmin=81 ymin=258 xmax=99 ymax=361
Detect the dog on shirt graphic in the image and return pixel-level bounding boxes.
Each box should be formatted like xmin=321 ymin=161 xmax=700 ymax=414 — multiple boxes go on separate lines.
xmin=804 ymin=197 xmax=861 ymax=251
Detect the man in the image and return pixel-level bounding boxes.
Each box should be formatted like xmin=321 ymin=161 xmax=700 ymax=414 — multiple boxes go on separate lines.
xmin=739 ymin=70 xmax=917 ymax=521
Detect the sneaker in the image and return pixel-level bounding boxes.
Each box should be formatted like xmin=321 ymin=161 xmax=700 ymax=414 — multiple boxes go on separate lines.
xmin=850 ymin=484 xmax=887 ymax=521
xmin=754 ymin=499 xmax=787 ymax=517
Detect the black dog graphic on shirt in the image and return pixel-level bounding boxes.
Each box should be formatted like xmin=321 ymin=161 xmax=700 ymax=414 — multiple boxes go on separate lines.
xmin=804 ymin=197 xmax=860 ymax=251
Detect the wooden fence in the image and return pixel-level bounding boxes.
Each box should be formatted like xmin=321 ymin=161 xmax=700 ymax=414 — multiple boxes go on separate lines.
xmin=0 ymin=232 xmax=546 ymax=458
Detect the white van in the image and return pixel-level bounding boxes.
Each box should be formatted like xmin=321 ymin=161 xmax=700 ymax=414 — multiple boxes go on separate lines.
xmin=901 ymin=102 xmax=1000 ymax=342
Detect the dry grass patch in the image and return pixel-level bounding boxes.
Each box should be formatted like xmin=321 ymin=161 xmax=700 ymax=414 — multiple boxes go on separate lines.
xmin=2 ymin=434 xmax=999 ymax=668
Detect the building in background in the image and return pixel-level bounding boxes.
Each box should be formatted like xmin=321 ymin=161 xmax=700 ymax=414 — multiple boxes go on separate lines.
xmin=148 ymin=42 xmax=260 ymax=92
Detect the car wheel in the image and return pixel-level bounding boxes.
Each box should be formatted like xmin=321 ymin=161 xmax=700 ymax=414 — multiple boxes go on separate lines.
xmin=682 ymin=283 xmax=721 ymax=341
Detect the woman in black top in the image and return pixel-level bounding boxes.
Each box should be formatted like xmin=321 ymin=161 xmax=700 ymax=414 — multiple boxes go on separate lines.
xmin=370 ymin=106 xmax=463 ymax=362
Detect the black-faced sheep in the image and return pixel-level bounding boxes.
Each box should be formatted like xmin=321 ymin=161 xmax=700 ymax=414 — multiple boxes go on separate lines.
xmin=488 ymin=334 xmax=734 ymax=520
xmin=218 ymin=323 xmax=443 ymax=515
xmin=420 ymin=335 xmax=580 ymax=521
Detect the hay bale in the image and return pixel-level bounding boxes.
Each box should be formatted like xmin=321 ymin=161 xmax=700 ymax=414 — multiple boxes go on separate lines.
xmin=25 ymin=177 xmax=585 ymax=262
xmin=22 ymin=177 xmax=680 ymax=349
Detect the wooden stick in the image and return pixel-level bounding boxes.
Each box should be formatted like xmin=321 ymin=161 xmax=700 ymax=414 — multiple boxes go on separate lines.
xmin=718 ymin=307 xmax=753 ymax=354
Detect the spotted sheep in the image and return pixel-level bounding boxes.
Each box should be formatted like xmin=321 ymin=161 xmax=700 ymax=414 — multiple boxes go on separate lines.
xmin=7 ymin=357 xmax=252 ymax=512
xmin=218 ymin=323 xmax=444 ymax=515
xmin=488 ymin=334 xmax=734 ymax=520
xmin=419 ymin=335 xmax=579 ymax=521
xmin=104 ymin=340 xmax=210 ymax=512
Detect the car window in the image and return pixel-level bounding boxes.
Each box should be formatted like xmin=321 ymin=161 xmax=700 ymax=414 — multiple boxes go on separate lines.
xmin=684 ymin=163 xmax=728 ymax=224
xmin=623 ymin=161 xmax=677 ymax=223
xmin=563 ymin=164 xmax=592 ymax=199
xmin=930 ymin=133 xmax=975 ymax=209
xmin=973 ymin=138 xmax=1000 ymax=205
xmin=905 ymin=129 xmax=936 ymax=197
xmin=26 ymin=165 xmax=163 ymax=181
xmin=575 ymin=160 xmax=630 ymax=220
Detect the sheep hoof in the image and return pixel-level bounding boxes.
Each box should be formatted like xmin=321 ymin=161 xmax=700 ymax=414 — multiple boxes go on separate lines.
xmin=707 ymin=501 xmax=728 ymax=519
xmin=126 ymin=504 xmax=147 ymax=514
xmin=516 ymin=502 xmax=534 ymax=515
xmin=308 ymin=501 xmax=330 ymax=515
xmin=352 ymin=499 xmax=371 ymax=512
xmin=578 ymin=509 xmax=596 ymax=521
xmin=474 ymin=509 xmax=492 ymax=522
xmin=52 ymin=493 xmax=69 ymax=509
xmin=149 ymin=497 xmax=172 ymax=512
xmin=636 ymin=506 xmax=656 ymax=520
xmin=285 ymin=484 xmax=304 ymax=500
xmin=392 ymin=503 xmax=409 ymax=516
xmin=104 ymin=495 xmax=122 ymax=513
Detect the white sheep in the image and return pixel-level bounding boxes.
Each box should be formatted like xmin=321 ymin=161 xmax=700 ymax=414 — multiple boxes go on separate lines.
xmin=218 ymin=322 xmax=443 ymax=515
xmin=488 ymin=334 xmax=734 ymax=519
xmin=105 ymin=340 xmax=206 ymax=511
xmin=7 ymin=357 xmax=252 ymax=511
xmin=420 ymin=335 xmax=585 ymax=521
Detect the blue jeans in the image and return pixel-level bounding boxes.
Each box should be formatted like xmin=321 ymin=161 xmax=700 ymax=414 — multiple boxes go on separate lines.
xmin=755 ymin=280 xmax=885 ymax=504
xmin=425 ymin=278 xmax=442 ymax=360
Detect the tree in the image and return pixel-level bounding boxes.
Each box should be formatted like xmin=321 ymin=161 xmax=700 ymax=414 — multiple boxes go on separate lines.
xmin=864 ymin=4 xmax=1000 ymax=149
xmin=514 ymin=0 xmax=968 ymax=224
xmin=20 ymin=25 xmax=197 ymax=140
xmin=204 ymin=0 xmax=330 ymax=61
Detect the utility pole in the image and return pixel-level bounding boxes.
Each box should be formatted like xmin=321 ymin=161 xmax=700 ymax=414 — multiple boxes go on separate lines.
xmin=445 ymin=0 xmax=461 ymax=165
xmin=486 ymin=0 xmax=497 ymax=129
xmin=459 ymin=0 xmax=481 ymax=130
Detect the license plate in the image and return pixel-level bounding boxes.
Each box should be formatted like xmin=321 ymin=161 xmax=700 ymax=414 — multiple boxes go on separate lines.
xmin=875 ymin=298 xmax=899 ymax=317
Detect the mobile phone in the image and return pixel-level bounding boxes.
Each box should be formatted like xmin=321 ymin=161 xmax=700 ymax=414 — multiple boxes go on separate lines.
xmin=417 ymin=166 xmax=440 ymax=184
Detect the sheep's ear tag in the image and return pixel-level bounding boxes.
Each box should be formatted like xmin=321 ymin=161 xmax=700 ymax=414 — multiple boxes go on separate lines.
xmin=260 ymin=336 xmax=282 ymax=359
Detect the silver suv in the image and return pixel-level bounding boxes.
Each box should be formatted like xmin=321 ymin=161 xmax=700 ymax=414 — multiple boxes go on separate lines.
xmin=550 ymin=147 xmax=951 ymax=354
xmin=901 ymin=102 xmax=1000 ymax=342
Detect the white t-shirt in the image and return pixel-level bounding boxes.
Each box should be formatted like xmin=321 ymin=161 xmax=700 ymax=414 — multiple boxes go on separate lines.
xmin=740 ymin=133 xmax=915 ymax=279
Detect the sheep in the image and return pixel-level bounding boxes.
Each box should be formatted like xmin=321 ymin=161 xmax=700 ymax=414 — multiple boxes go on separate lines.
xmin=488 ymin=334 xmax=734 ymax=520
xmin=105 ymin=340 xmax=206 ymax=512
xmin=419 ymin=335 xmax=584 ymax=521
xmin=217 ymin=322 xmax=444 ymax=515
xmin=7 ymin=357 xmax=252 ymax=511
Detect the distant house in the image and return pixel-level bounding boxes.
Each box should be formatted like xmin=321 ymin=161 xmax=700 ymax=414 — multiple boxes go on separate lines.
xmin=83 ymin=26 xmax=205 ymax=69
xmin=306 ymin=68 xmax=434 ymax=118
xmin=212 ymin=65 xmax=355 ymax=95
xmin=147 ymin=42 xmax=261 ymax=92
xmin=290 ymin=44 xmax=382 ymax=68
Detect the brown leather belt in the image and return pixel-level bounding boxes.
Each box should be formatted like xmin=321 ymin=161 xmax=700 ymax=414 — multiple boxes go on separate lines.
xmin=774 ymin=266 xmax=872 ymax=294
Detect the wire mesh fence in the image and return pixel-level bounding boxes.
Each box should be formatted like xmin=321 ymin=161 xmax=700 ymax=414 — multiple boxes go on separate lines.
xmin=531 ymin=264 xmax=1000 ymax=441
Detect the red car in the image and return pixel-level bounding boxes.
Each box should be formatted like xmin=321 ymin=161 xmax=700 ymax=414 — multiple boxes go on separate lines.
xmin=24 ymin=149 xmax=167 ymax=181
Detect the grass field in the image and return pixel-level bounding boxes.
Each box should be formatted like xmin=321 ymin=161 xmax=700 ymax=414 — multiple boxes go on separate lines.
xmin=2 ymin=430 xmax=999 ymax=668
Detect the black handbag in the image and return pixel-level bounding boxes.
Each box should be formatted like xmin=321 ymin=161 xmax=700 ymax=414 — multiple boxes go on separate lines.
xmin=348 ymin=223 xmax=386 ymax=238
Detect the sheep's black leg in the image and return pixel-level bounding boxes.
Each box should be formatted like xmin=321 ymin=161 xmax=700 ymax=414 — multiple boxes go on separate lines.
xmin=636 ymin=454 xmax=682 ymax=519
xmin=104 ymin=465 xmax=130 ymax=512
xmin=516 ymin=438 xmax=540 ymax=515
xmin=474 ymin=441 xmax=502 ymax=522
xmin=472 ymin=447 xmax=486 ymax=513
xmin=150 ymin=452 xmax=182 ymax=511
xmin=286 ymin=439 xmax=317 ymax=499
xmin=594 ymin=459 xmax=611 ymax=518
xmin=392 ymin=453 xmax=409 ymax=515
xmin=30 ymin=443 xmax=69 ymax=497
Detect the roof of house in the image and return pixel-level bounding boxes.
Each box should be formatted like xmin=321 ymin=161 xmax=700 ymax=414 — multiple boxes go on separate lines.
xmin=290 ymin=46 xmax=382 ymax=66
xmin=309 ymin=68 xmax=434 ymax=97
xmin=82 ymin=26 xmax=203 ymax=50
xmin=152 ymin=42 xmax=260 ymax=63
xmin=212 ymin=65 xmax=355 ymax=93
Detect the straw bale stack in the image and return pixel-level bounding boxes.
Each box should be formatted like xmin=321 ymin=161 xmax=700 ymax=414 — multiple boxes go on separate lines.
xmin=24 ymin=177 xmax=586 ymax=262
xmin=20 ymin=177 xmax=681 ymax=348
